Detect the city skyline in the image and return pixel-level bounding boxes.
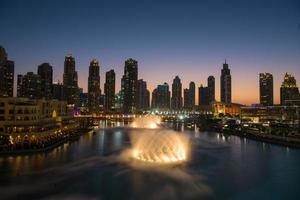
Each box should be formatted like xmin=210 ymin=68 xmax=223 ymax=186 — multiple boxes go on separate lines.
xmin=1 ymin=0 xmax=300 ymax=105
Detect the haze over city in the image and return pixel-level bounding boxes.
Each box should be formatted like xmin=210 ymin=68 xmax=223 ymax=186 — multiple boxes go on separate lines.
xmin=1 ymin=0 xmax=299 ymax=105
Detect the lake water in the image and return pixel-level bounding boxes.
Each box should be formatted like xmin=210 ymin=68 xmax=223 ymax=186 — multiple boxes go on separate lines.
xmin=0 ymin=122 xmax=300 ymax=200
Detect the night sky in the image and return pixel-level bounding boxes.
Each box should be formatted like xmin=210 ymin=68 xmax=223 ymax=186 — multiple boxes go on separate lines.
xmin=1 ymin=0 xmax=299 ymax=105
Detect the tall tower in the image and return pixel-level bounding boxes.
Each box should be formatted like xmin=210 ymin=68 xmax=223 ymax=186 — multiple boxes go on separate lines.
xmin=17 ymin=72 xmax=41 ymax=99
xmin=63 ymin=54 xmax=79 ymax=105
xmin=88 ymin=59 xmax=101 ymax=113
xmin=152 ymin=82 xmax=170 ymax=110
xmin=0 ymin=46 xmax=14 ymax=97
xmin=220 ymin=60 xmax=232 ymax=103
xmin=123 ymin=58 xmax=138 ymax=113
xmin=208 ymin=76 xmax=215 ymax=104
xmin=280 ymin=73 xmax=300 ymax=105
xmin=38 ymin=63 xmax=53 ymax=99
xmin=259 ymin=73 xmax=273 ymax=106
xmin=104 ymin=69 xmax=115 ymax=111
xmin=188 ymin=81 xmax=195 ymax=110
xmin=183 ymin=88 xmax=190 ymax=109
xmin=136 ymin=79 xmax=150 ymax=111
xmin=171 ymin=76 xmax=182 ymax=110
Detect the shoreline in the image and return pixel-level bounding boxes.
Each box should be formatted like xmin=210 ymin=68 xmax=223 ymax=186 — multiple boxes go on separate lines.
xmin=0 ymin=128 xmax=93 ymax=156
xmin=221 ymin=129 xmax=300 ymax=148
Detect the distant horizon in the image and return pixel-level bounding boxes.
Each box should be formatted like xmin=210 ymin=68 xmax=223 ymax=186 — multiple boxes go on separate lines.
xmin=1 ymin=0 xmax=299 ymax=105
xmin=3 ymin=47 xmax=299 ymax=106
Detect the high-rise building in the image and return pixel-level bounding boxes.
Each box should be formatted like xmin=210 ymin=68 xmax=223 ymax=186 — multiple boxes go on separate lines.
xmin=188 ymin=81 xmax=195 ymax=110
xmin=259 ymin=73 xmax=273 ymax=106
xmin=122 ymin=58 xmax=138 ymax=113
xmin=38 ymin=63 xmax=53 ymax=99
xmin=171 ymin=76 xmax=182 ymax=110
xmin=52 ymin=81 xmax=64 ymax=100
xmin=104 ymin=69 xmax=115 ymax=111
xmin=88 ymin=59 xmax=101 ymax=113
xmin=151 ymin=83 xmax=170 ymax=110
xmin=207 ymin=76 xmax=215 ymax=103
xmin=17 ymin=72 xmax=41 ymax=99
xmin=63 ymin=54 xmax=79 ymax=106
xmin=198 ymin=85 xmax=209 ymax=106
xmin=220 ymin=61 xmax=232 ymax=103
xmin=136 ymin=79 xmax=150 ymax=111
xmin=0 ymin=46 xmax=14 ymax=97
xmin=183 ymin=88 xmax=190 ymax=109
xmin=280 ymin=73 xmax=300 ymax=105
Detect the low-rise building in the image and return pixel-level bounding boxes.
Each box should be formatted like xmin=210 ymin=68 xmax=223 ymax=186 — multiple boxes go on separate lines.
xmin=0 ymin=97 xmax=73 ymax=134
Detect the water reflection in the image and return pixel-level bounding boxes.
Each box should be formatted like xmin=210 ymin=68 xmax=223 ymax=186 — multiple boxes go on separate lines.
xmin=0 ymin=121 xmax=300 ymax=200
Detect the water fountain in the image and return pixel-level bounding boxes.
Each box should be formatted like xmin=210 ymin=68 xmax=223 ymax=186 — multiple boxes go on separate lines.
xmin=128 ymin=116 xmax=189 ymax=164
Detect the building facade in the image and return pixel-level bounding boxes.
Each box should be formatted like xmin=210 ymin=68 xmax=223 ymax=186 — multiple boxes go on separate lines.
xmin=280 ymin=73 xmax=300 ymax=106
xmin=63 ymin=54 xmax=79 ymax=106
xmin=88 ymin=59 xmax=101 ymax=113
xmin=0 ymin=46 xmax=14 ymax=97
xmin=151 ymin=83 xmax=170 ymax=110
xmin=122 ymin=58 xmax=138 ymax=113
xmin=220 ymin=61 xmax=232 ymax=103
xmin=259 ymin=73 xmax=273 ymax=106
xmin=104 ymin=69 xmax=116 ymax=111
xmin=171 ymin=76 xmax=182 ymax=110
xmin=0 ymin=97 xmax=71 ymax=134
xmin=136 ymin=79 xmax=150 ymax=111
xmin=17 ymin=72 xmax=42 ymax=99
xmin=208 ymin=76 xmax=215 ymax=103
xmin=38 ymin=63 xmax=53 ymax=99
xmin=188 ymin=81 xmax=195 ymax=110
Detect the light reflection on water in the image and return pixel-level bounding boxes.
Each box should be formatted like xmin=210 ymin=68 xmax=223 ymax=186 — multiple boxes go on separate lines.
xmin=0 ymin=121 xmax=299 ymax=200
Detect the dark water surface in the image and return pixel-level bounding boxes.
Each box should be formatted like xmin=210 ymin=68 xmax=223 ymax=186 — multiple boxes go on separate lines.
xmin=0 ymin=123 xmax=300 ymax=200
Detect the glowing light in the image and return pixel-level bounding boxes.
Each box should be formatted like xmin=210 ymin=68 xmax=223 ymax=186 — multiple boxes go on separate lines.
xmin=131 ymin=131 xmax=188 ymax=164
xmin=130 ymin=115 xmax=161 ymax=129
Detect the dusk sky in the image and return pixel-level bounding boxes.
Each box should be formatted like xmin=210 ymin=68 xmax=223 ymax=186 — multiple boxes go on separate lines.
xmin=1 ymin=0 xmax=299 ymax=105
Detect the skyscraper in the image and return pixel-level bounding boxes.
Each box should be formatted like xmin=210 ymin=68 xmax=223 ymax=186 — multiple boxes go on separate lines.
xmin=171 ymin=76 xmax=182 ymax=110
xmin=17 ymin=72 xmax=41 ymax=99
xmin=183 ymin=88 xmax=190 ymax=109
xmin=136 ymin=79 xmax=150 ymax=111
xmin=259 ymin=73 xmax=273 ymax=106
xmin=88 ymin=59 xmax=101 ymax=113
xmin=280 ymin=73 xmax=300 ymax=105
xmin=220 ymin=61 xmax=232 ymax=103
xmin=63 ymin=54 xmax=79 ymax=106
xmin=188 ymin=81 xmax=195 ymax=110
xmin=104 ymin=69 xmax=115 ymax=111
xmin=52 ymin=81 xmax=64 ymax=100
xmin=207 ymin=76 xmax=215 ymax=103
xmin=38 ymin=63 xmax=53 ymax=99
xmin=0 ymin=46 xmax=14 ymax=97
xmin=122 ymin=58 xmax=138 ymax=113
xmin=151 ymin=82 xmax=170 ymax=110
xmin=198 ymin=85 xmax=209 ymax=106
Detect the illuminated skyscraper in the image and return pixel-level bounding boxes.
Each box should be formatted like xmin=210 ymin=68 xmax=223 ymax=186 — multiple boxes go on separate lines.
xmin=104 ymin=69 xmax=115 ymax=111
xmin=259 ymin=73 xmax=273 ymax=106
xmin=63 ymin=54 xmax=79 ymax=105
xmin=0 ymin=46 xmax=14 ymax=97
xmin=220 ymin=61 xmax=231 ymax=103
xmin=198 ymin=84 xmax=209 ymax=106
xmin=136 ymin=79 xmax=150 ymax=111
xmin=17 ymin=72 xmax=41 ymax=99
xmin=188 ymin=81 xmax=195 ymax=110
xmin=122 ymin=58 xmax=138 ymax=113
xmin=88 ymin=59 xmax=101 ymax=113
xmin=280 ymin=73 xmax=300 ymax=105
xmin=183 ymin=88 xmax=190 ymax=109
xmin=38 ymin=63 xmax=53 ymax=99
xmin=171 ymin=76 xmax=182 ymax=110
xmin=152 ymin=82 xmax=170 ymax=110
xmin=207 ymin=76 xmax=215 ymax=103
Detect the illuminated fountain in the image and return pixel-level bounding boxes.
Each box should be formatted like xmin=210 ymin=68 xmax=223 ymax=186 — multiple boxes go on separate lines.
xmin=130 ymin=115 xmax=161 ymax=129
xmin=130 ymin=130 xmax=189 ymax=164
